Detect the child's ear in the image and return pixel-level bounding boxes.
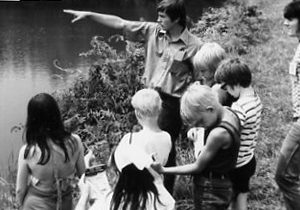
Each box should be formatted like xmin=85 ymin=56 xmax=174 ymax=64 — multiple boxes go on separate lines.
xmin=135 ymin=110 xmax=142 ymax=119
xmin=206 ymin=106 xmax=214 ymax=112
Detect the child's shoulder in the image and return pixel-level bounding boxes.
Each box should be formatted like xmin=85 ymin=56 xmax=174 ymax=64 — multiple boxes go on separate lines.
xmin=159 ymin=130 xmax=172 ymax=144
xmin=206 ymin=126 xmax=232 ymax=149
xmin=233 ymin=94 xmax=262 ymax=117
xmin=235 ymin=89 xmax=261 ymax=108
xmin=160 ymin=130 xmax=171 ymax=138
xmin=119 ymin=132 xmax=132 ymax=143
xmin=209 ymin=126 xmax=231 ymax=139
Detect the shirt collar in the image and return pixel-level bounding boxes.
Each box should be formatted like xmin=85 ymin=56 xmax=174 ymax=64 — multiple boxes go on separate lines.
xmin=158 ymin=26 xmax=190 ymax=45
xmin=177 ymin=27 xmax=190 ymax=45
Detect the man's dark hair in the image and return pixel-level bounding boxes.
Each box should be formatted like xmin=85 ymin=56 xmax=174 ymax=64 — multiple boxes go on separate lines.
xmin=214 ymin=58 xmax=252 ymax=88
xmin=284 ymin=1 xmax=300 ymax=21
xmin=157 ymin=0 xmax=186 ymax=28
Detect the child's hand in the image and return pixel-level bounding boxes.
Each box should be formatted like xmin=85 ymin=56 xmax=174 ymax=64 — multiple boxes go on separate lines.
xmin=146 ymin=166 xmax=163 ymax=184
xmin=187 ymin=127 xmax=205 ymax=157
xmin=84 ymin=150 xmax=95 ymax=168
xmin=187 ymin=127 xmax=204 ymax=142
xmin=151 ymin=162 xmax=164 ymax=174
xmin=78 ymin=174 xmax=91 ymax=198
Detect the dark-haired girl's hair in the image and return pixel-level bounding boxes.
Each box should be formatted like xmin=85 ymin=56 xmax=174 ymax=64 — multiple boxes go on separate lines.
xmin=23 ymin=93 xmax=75 ymax=165
xmin=110 ymin=164 xmax=162 ymax=210
xmin=284 ymin=1 xmax=300 ymax=21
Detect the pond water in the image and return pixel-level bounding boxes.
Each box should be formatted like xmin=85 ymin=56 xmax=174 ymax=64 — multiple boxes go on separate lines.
xmin=0 ymin=0 xmax=226 ymax=171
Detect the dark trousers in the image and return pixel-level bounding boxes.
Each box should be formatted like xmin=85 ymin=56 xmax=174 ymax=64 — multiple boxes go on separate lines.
xmin=193 ymin=175 xmax=233 ymax=210
xmin=275 ymin=122 xmax=300 ymax=210
xmin=158 ymin=91 xmax=182 ymax=194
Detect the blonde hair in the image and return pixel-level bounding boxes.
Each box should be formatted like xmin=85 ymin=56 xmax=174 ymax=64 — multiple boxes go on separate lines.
xmin=193 ymin=42 xmax=226 ymax=74
xmin=180 ymin=83 xmax=220 ymax=124
xmin=131 ymin=89 xmax=162 ymax=118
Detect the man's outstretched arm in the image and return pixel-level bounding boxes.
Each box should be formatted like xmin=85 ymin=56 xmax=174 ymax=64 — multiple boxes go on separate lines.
xmin=63 ymin=10 xmax=128 ymax=30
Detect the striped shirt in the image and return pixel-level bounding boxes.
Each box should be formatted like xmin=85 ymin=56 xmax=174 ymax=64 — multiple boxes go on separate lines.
xmin=231 ymin=89 xmax=262 ymax=168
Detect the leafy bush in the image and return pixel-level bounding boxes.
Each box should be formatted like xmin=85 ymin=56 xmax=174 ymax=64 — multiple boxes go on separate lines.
xmin=191 ymin=1 xmax=270 ymax=55
xmin=56 ymin=35 xmax=145 ymax=162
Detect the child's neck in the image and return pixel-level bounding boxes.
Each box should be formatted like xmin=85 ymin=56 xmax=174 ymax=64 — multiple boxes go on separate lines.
xmin=139 ymin=117 xmax=161 ymax=132
xmin=239 ymin=86 xmax=254 ymax=98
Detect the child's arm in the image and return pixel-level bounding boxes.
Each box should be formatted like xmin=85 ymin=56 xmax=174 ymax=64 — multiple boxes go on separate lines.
xmin=16 ymin=145 xmax=30 ymax=206
xmin=147 ymin=167 xmax=175 ymax=210
xmin=152 ymin=128 xmax=231 ymax=175
xmin=74 ymin=134 xmax=86 ymax=177
xmin=63 ymin=10 xmax=128 ymax=30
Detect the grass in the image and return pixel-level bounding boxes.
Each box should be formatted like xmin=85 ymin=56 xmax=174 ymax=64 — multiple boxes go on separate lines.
xmin=0 ymin=152 xmax=18 ymax=210
xmin=243 ymin=0 xmax=295 ymax=209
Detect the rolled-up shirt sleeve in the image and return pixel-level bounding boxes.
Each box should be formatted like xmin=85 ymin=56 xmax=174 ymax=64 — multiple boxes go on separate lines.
xmin=123 ymin=21 xmax=157 ymax=43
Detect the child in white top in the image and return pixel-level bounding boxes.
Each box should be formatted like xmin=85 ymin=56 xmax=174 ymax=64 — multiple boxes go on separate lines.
xmin=76 ymin=134 xmax=175 ymax=210
xmin=127 ymin=88 xmax=172 ymax=166
xmin=75 ymin=89 xmax=173 ymax=210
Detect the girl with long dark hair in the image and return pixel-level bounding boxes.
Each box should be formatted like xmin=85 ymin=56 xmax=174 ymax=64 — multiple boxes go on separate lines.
xmin=16 ymin=93 xmax=85 ymax=210
xmin=75 ymin=143 xmax=175 ymax=210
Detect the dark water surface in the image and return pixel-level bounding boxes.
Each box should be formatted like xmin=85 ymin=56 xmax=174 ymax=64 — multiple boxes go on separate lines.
xmin=0 ymin=0 xmax=226 ymax=171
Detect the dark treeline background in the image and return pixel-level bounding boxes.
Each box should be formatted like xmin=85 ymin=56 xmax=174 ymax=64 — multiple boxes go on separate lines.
xmin=13 ymin=0 xmax=228 ymax=21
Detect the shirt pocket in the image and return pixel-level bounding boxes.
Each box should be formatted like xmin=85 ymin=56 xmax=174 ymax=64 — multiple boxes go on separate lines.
xmin=169 ymin=50 xmax=190 ymax=78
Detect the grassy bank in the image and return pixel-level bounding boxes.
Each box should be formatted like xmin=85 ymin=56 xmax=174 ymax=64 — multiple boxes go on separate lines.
xmin=242 ymin=0 xmax=293 ymax=209
xmin=0 ymin=0 xmax=294 ymax=209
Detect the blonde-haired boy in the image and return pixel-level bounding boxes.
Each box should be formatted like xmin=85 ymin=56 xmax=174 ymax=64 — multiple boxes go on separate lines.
xmin=131 ymin=88 xmax=162 ymax=119
xmin=152 ymin=83 xmax=241 ymax=209
xmin=189 ymin=43 xmax=233 ymax=158
xmin=118 ymin=88 xmax=171 ymax=167
xmin=193 ymin=42 xmax=235 ymax=107
xmin=193 ymin=42 xmax=226 ymax=87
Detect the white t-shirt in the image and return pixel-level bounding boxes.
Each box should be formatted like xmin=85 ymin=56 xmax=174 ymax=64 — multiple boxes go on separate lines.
xmin=119 ymin=129 xmax=172 ymax=166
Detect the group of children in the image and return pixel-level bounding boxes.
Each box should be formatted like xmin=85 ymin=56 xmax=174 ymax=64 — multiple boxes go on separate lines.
xmin=61 ymin=1 xmax=263 ymax=209
xmin=15 ymin=42 xmax=262 ymax=210
xmin=75 ymin=42 xmax=262 ymax=210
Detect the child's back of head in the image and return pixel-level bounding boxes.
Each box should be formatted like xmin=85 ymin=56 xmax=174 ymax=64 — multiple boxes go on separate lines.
xmin=180 ymin=83 xmax=221 ymax=126
xmin=193 ymin=42 xmax=226 ymax=85
xmin=214 ymin=57 xmax=252 ymax=88
xmin=131 ymin=88 xmax=162 ymax=119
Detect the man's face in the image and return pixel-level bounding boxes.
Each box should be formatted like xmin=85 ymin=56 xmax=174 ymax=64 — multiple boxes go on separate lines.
xmin=157 ymin=11 xmax=177 ymax=31
xmin=284 ymin=18 xmax=300 ymax=38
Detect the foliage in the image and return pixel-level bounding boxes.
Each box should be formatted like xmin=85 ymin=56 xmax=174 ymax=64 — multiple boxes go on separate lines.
xmin=56 ymin=35 xmax=145 ymax=161
xmin=191 ymin=0 xmax=270 ymax=55
xmin=0 ymin=152 xmax=18 ymax=210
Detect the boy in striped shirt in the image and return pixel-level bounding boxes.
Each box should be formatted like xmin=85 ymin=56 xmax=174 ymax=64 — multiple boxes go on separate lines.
xmin=215 ymin=58 xmax=262 ymax=210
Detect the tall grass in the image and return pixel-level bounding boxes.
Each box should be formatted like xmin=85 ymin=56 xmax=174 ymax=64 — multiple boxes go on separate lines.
xmin=0 ymin=151 xmax=18 ymax=210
